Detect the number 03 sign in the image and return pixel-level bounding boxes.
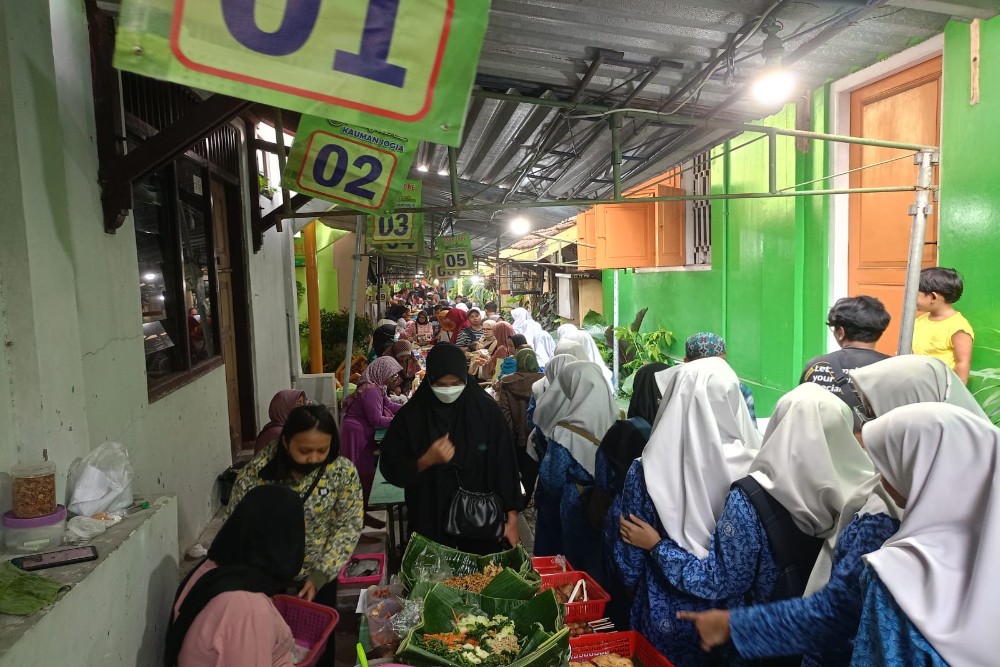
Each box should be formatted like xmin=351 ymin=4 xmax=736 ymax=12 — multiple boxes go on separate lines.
xmin=113 ymin=0 xmax=490 ymax=146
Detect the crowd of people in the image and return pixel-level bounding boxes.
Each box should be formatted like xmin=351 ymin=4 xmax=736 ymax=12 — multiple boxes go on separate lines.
xmin=167 ymin=267 xmax=993 ymax=667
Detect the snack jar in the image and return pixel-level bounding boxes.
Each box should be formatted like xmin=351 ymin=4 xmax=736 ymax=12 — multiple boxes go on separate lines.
xmin=11 ymin=461 xmax=57 ymax=519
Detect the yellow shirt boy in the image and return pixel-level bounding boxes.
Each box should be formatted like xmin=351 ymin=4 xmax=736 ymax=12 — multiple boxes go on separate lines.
xmin=912 ymin=312 xmax=974 ymax=371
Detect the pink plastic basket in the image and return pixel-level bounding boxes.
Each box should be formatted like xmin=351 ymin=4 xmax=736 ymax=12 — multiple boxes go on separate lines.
xmin=339 ymin=553 xmax=386 ymax=586
xmin=273 ymin=595 xmax=339 ymax=667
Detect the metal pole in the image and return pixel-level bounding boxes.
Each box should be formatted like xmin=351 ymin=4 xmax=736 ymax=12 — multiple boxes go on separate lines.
xmin=611 ymin=115 xmax=623 ymax=199
xmin=767 ymin=129 xmax=778 ymax=194
xmin=613 ymin=269 xmax=620 ymax=393
xmin=272 ymin=108 xmax=291 ymax=231
xmin=897 ymin=150 xmax=937 ymax=354
xmin=448 ymin=146 xmax=462 ymax=212
xmin=342 ymin=215 xmax=366 ymax=401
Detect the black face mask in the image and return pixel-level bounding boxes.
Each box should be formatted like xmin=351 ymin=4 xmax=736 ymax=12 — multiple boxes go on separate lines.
xmin=287 ymin=459 xmax=324 ymax=475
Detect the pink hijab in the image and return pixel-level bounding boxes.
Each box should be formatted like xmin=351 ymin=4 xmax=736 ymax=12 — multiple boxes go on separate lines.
xmin=343 ymin=357 xmax=403 ymax=411
xmin=254 ymin=389 xmax=305 ymax=453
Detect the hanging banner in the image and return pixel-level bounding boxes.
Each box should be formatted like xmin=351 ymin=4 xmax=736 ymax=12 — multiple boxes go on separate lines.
xmin=428 ymin=260 xmax=459 ymax=280
xmin=370 ymin=180 xmax=421 ymax=243
xmin=113 ymin=0 xmax=490 ymax=146
xmin=437 ymin=234 xmax=472 ymax=273
xmin=368 ymin=218 xmax=424 ymax=255
xmin=280 ymin=116 xmax=416 ymax=216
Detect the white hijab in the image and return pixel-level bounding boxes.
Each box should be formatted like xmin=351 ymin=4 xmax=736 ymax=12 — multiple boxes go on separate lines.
xmin=749 ymin=383 xmax=874 ymax=560
xmin=851 ymin=354 xmax=987 ymax=419
xmin=806 ymin=354 xmax=986 ymax=594
xmin=535 ymin=330 xmax=556 ymax=367
xmin=642 ymin=357 xmax=761 ymax=558
xmin=562 ymin=330 xmax=614 ymax=387
xmin=532 ymin=361 xmax=617 ymax=475
xmin=455 ymin=303 xmax=469 ymax=313
xmin=531 ymin=353 xmax=575 ymax=403
xmin=862 ymin=404 xmax=1000 ymax=667
xmin=557 ymin=323 xmax=579 ymax=339
xmin=553 ymin=339 xmax=588 ymax=361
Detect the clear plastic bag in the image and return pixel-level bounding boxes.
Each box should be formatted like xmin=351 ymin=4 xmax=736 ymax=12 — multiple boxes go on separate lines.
xmin=67 ymin=442 xmax=135 ymax=517
xmin=390 ymin=598 xmax=424 ymax=639
xmin=412 ymin=548 xmax=454 ymax=583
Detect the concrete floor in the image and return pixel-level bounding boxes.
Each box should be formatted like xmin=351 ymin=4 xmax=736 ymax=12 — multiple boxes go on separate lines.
xmin=182 ymin=507 xmax=538 ymax=666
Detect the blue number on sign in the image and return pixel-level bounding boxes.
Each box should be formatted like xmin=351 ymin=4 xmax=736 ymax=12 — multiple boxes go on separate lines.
xmin=312 ymin=146 xmax=384 ymax=201
xmin=393 ymin=213 xmax=409 ymax=237
xmin=221 ymin=0 xmax=321 ymax=56
xmin=378 ymin=216 xmax=394 ymax=236
xmin=221 ymin=0 xmax=408 ymax=87
xmin=334 ymin=0 xmax=407 ymax=88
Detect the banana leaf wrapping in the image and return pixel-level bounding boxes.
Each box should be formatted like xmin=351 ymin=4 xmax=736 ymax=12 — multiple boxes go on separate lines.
xmin=398 ymin=583 xmax=570 ymax=667
xmin=400 ymin=533 xmax=540 ymax=599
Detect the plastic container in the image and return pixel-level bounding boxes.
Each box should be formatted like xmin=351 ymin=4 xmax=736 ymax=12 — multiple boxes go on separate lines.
xmin=531 ymin=555 xmax=574 ymax=575
xmin=569 ymin=631 xmax=675 ymax=667
xmin=273 ymin=595 xmax=339 ymax=667
xmin=11 ymin=461 xmax=57 ymax=519
xmin=366 ymin=596 xmax=405 ymax=649
xmin=339 ymin=553 xmax=386 ymax=588
xmin=539 ymin=571 xmax=610 ymax=623
xmin=3 ymin=505 xmax=67 ymax=553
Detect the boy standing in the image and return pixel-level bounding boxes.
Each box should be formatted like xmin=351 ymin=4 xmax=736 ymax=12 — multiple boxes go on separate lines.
xmin=913 ymin=267 xmax=974 ymax=383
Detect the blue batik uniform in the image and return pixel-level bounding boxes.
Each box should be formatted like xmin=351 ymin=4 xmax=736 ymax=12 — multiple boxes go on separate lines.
xmin=534 ymin=439 xmax=601 ymax=576
xmin=730 ymin=512 xmax=900 ymax=666
xmin=850 ymin=568 xmax=947 ymax=667
xmin=614 ymin=460 xmax=779 ymax=667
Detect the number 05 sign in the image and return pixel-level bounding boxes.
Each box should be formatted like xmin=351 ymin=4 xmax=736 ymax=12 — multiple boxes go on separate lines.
xmin=113 ymin=0 xmax=490 ymax=146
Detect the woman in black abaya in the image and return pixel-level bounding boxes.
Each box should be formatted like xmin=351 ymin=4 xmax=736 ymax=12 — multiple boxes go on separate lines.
xmin=380 ymin=344 xmax=522 ymax=554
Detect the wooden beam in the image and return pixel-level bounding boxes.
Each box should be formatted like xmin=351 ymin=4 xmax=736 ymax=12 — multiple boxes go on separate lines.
xmin=971 ymin=19 xmax=981 ymax=106
xmin=260 ymin=193 xmax=311 ymax=234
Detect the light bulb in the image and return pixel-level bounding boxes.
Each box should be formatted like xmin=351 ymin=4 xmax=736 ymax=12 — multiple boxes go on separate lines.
xmin=143 ymin=273 xmax=156 ymax=281
xmin=417 ymin=164 xmax=429 ymax=172
xmin=751 ymin=69 xmax=796 ymax=105
xmin=509 ymin=216 xmax=531 ymax=236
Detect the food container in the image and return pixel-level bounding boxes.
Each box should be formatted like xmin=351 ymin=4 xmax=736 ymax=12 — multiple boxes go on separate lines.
xmin=273 ymin=595 xmax=339 ymax=667
xmin=539 ymin=571 xmax=610 ymax=623
xmin=366 ymin=596 xmax=405 ymax=649
xmin=11 ymin=461 xmax=57 ymax=519
xmin=569 ymin=631 xmax=675 ymax=667
xmin=531 ymin=555 xmax=574 ymax=575
xmin=3 ymin=505 xmax=67 ymax=553
xmin=339 ymin=553 xmax=386 ymax=588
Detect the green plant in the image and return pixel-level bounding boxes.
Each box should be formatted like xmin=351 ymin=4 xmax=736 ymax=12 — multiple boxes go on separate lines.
xmin=299 ymin=308 xmax=375 ymax=373
xmin=970 ymin=367 xmax=1000 ymax=426
xmin=612 ymin=325 xmax=675 ymax=396
xmin=258 ymin=172 xmax=278 ymax=198
xmin=535 ymin=292 xmax=561 ymax=331
xmin=582 ymin=310 xmax=607 ymax=327
xmin=296 ymin=280 xmax=305 ymax=303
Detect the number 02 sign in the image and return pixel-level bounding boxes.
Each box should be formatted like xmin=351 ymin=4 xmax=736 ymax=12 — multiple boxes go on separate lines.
xmin=113 ymin=0 xmax=491 ymax=146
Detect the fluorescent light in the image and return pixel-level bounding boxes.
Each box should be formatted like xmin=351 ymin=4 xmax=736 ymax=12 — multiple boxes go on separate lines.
xmin=437 ymin=168 xmax=449 ymax=176
xmin=143 ymin=273 xmax=156 ymax=281
xmin=752 ymin=68 xmax=796 ymax=105
xmin=417 ymin=164 xmax=429 ymax=172
xmin=509 ymin=216 xmax=531 ymax=236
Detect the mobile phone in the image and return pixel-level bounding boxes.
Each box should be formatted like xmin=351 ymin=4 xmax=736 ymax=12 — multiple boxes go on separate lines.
xmin=12 ymin=546 xmax=98 ymax=572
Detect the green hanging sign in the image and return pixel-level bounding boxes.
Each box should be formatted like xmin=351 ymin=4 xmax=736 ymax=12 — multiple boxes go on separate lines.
xmin=280 ymin=116 xmax=416 ymax=216
xmin=437 ymin=233 xmax=472 ymax=273
xmin=370 ymin=180 xmax=422 ymax=243
xmin=113 ymin=0 xmax=490 ymax=146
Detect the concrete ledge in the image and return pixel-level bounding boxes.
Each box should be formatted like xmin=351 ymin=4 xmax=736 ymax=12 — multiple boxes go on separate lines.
xmin=0 ymin=496 xmax=179 ymax=667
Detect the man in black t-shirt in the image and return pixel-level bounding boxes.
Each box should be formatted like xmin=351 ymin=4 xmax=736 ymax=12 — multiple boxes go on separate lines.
xmin=800 ymin=296 xmax=891 ymax=427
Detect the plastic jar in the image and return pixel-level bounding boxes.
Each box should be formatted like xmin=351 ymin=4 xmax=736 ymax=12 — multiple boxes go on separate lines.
xmin=3 ymin=506 xmax=66 ymax=553
xmin=11 ymin=461 xmax=58 ymax=519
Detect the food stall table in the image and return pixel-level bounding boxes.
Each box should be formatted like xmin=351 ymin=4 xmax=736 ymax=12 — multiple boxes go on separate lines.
xmin=369 ymin=463 xmax=406 ymax=566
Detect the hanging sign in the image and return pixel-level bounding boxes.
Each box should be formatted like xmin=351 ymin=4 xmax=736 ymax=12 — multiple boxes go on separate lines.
xmin=368 ymin=218 xmax=424 ymax=255
xmin=428 ymin=260 xmax=459 ymax=280
xmin=437 ymin=234 xmax=472 ymax=273
xmin=113 ymin=0 xmax=490 ymax=146
xmin=370 ymin=180 xmax=421 ymax=243
xmin=280 ymin=116 xmax=416 ymax=216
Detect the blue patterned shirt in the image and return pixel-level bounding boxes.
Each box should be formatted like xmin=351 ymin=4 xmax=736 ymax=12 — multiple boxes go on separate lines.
xmin=612 ymin=460 xmax=778 ymax=667
xmin=731 ymin=512 xmax=900 ymax=666
xmin=851 ymin=567 xmax=947 ymax=667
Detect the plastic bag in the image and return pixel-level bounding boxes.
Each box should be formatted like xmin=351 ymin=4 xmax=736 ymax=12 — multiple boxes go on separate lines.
xmin=412 ymin=548 xmax=454 ymax=583
xmin=64 ymin=515 xmax=121 ymax=544
xmin=391 ymin=598 xmax=423 ymax=639
xmin=67 ymin=442 xmax=134 ymax=517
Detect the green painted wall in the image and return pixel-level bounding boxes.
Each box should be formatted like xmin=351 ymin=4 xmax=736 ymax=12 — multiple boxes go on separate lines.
xmin=605 ymin=96 xmax=831 ymax=415
xmin=296 ymin=225 xmax=349 ymax=325
xmin=939 ymin=18 xmax=1000 ymax=374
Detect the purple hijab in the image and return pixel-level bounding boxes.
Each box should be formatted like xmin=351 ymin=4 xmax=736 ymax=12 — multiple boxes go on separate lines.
xmin=253 ymin=389 xmax=305 ymax=453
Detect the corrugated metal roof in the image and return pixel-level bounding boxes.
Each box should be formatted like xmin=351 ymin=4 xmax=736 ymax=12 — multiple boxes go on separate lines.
xmin=400 ymin=0 xmax=995 ymax=259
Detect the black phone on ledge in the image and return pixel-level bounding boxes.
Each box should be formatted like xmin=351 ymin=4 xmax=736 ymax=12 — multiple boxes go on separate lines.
xmin=11 ymin=546 xmax=98 ymax=571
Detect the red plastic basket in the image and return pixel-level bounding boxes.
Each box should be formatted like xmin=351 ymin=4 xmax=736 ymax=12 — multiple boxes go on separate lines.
xmin=273 ymin=595 xmax=340 ymax=667
xmin=531 ymin=555 xmax=575 ymax=575
xmin=539 ymin=572 xmax=610 ymax=623
xmin=569 ymin=631 xmax=675 ymax=667
xmin=339 ymin=553 xmax=386 ymax=586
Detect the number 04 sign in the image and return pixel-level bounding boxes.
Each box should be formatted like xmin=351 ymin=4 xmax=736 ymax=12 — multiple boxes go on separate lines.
xmin=113 ymin=0 xmax=490 ymax=146
xmin=281 ymin=116 xmax=416 ymax=215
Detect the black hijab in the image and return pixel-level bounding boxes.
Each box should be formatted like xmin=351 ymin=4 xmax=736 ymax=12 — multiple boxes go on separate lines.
xmin=164 ymin=486 xmax=305 ymax=666
xmin=372 ymin=323 xmax=396 ymax=357
xmin=627 ymin=362 xmax=669 ymax=423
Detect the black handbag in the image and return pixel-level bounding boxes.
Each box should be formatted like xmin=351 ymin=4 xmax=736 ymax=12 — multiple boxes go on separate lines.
xmin=444 ymin=468 xmax=505 ymax=540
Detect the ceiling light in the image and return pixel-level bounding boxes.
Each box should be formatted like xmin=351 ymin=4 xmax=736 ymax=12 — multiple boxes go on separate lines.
xmin=437 ymin=168 xmax=449 ymax=176
xmin=143 ymin=272 xmax=156 ymax=281
xmin=470 ymin=275 xmax=483 ymax=285
xmin=417 ymin=164 xmax=429 ymax=172
xmin=509 ymin=216 xmax=531 ymax=236
xmin=752 ymin=68 xmax=796 ymax=105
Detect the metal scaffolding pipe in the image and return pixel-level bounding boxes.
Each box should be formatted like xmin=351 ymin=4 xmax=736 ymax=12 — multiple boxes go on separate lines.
xmin=897 ymin=150 xmax=937 ymax=354
xmin=448 ymin=146 xmax=461 ymax=212
xmin=272 ymin=108 xmax=291 ymax=232
xmin=767 ymin=129 xmax=778 ymax=194
xmin=611 ymin=115 xmax=623 ymax=199
xmin=341 ymin=215 xmax=366 ymax=401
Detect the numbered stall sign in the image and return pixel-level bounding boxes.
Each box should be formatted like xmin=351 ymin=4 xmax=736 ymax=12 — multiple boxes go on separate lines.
xmin=370 ymin=179 xmax=422 ymax=242
xmin=439 ymin=249 xmax=472 ymax=272
xmin=429 ymin=261 xmax=459 ymax=281
xmin=113 ymin=0 xmax=490 ymax=146
xmin=281 ymin=116 xmax=416 ymax=215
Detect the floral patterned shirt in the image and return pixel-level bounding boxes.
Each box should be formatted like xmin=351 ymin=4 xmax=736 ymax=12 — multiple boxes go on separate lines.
xmin=228 ymin=444 xmax=364 ymax=589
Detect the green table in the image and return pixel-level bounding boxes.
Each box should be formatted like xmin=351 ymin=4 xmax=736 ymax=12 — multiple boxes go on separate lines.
xmin=369 ymin=464 xmax=406 ymax=563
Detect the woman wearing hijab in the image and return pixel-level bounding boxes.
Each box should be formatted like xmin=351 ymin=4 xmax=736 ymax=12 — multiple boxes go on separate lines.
xmin=592 ymin=362 xmax=668 ymax=628
xmin=612 ymin=358 xmax=759 ymax=667
xmin=167 ymin=486 xmax=304 ymax=666
xmin=850 ymin=404 xmax=1000 ymax=666
xmin=228 ymin=405 xmax=363 ymax=633
xmin=534 ymin=330 xmax=556 ymax=368
xmin=557 ymin=322 xmax=579 ymax=339
xmin=526 ymin=353 xmax=577 ymax=467
xmin=405 ymin=311 xmax=434 ymax=345
xmin=479 ymin=319 xmax=497 ymax=354
xmin=620 ymin=382 xmax=871 ymax=667
xmin=445 ymin=308 xmax=470 ymax=345
xmin=379 ymin=344 xmax=522 ymax=554
xmin=678 ymin=353 xmax=990 ymax=665
xmin=561 ymin=330 xmax=614 ymax=387
xmin=254 ymin=390 xmax=307 ymax=454
xmin=340 ymin=357 xmax=404 ymax=504
xmin=470 ymin=321 xmax=515 ymax=381
xmin=455 ymin=308 xmax=486 ymax=351
xmin=383 ymin=340 xmax=421 ymax=394
xmin=553 ymin=338 xmax=589 ymax=361
xmin=497 ymin=349 xmax=545 ymax=502
xmin=435 ymin=309 xmax=455 ymax=344
xmin=511 ymin=307 xmax=544 ymax=349
xmin=532 ymin=361 xmax=618 ymax=578
xmin=371 ymin=322 xmax=397 ymax=360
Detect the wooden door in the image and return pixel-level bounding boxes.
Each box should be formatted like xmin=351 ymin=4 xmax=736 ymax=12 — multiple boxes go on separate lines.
xmin=849 ymin=56 xmax=941 ymax=354
xmin=595 ymin=199 xmax=657 ymax=269
xmin=211 ymin=180 xmax=242 ymax=458
xmin=576 ymin=209 xmax=596 ymax=270
xmin=656 ymin=184 xmax=686 ymax=267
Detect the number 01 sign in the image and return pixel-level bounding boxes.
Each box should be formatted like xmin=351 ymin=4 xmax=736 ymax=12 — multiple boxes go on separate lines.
xmin=281 ymin=116 xmax=416 ymax=215
xmin=113 ymin=0 xmax=490 ymax=146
